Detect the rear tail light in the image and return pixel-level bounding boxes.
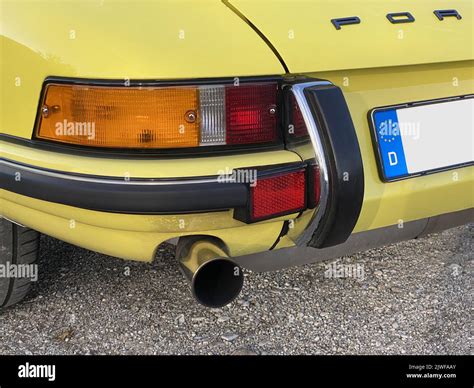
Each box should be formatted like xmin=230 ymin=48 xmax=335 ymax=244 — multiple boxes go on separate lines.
xmin=35 ymin=81 xmax=279 ymax=149
xmin=234 ymin=168 xmax=306 ymax=223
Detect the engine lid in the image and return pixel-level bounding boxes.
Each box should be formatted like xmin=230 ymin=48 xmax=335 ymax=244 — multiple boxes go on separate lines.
xmin=228 ymin=0 xmax=473 ymax=73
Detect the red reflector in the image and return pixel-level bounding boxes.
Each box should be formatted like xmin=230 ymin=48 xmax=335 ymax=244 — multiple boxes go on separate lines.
xmin=251 ymin=170 xmax=306 ymax=221
xmin=225 ymin=83 xmax=278 ymax=144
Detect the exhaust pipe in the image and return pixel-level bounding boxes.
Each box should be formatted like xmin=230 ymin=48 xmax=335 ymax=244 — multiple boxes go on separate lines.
xmin=177 ymin=238 xmax=244 ymax=308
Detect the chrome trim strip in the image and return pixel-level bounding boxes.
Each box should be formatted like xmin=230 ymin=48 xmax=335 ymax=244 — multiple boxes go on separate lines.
xmin=0 ymin=159 xmax=219 ymax=186
xmin=291 ymin=81 xmax=332 ymax=246
xmin=0 ymin=216 xmax=26 ymax=228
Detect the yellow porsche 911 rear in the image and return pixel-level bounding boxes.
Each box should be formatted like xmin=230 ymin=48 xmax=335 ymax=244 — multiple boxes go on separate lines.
xmin=1 ymin=1 xmax=472 ymax=308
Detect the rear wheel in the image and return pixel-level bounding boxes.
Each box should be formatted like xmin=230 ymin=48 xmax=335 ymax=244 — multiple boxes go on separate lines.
xmin=0 ymin=218 xmax=39 ymax=308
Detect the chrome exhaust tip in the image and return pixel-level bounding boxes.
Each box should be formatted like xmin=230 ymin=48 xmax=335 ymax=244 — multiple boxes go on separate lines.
xmin=177 ymin=238 xmax=244 ymax=308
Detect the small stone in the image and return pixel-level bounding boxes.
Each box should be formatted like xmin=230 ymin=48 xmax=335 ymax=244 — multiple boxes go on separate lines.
xmin=56 ymin=328 xmax=74 ymax=342
xmin=217 ymin=316 xmax=230 ymax=323
xmin=175 ymin=314 xmax=185 ymax=325
xmin=221 ymin=333 xmax=239 ymax=342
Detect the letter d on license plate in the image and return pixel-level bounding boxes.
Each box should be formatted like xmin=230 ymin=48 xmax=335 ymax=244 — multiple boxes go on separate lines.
xmin=370 ymin=96 xmax=474 ymax=181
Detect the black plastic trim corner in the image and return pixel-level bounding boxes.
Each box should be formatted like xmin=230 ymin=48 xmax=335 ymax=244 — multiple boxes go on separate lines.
xmin=304 ymin=84 xmax=364 ymax=248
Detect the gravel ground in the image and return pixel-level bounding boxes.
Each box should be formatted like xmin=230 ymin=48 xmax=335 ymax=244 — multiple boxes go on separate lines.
xmin=0 ymin=224 xmax=472 ymax=355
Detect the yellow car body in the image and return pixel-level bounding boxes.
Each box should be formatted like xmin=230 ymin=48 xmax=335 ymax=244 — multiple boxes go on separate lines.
xmin=1 ymin=0 xmax=473 ymax=268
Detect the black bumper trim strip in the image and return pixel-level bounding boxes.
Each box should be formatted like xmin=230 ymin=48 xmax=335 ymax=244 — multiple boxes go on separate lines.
xmin=0 ymin=160 xmax=249 ymax=214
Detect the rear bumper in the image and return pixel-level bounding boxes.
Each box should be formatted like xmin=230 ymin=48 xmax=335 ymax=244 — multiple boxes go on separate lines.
xmin=0 ymin=189 xmax=290 ymax=262
xmin=0 ymin=143 xmax=308 ymax=261
xmin=0 ymin=158 xmax=249 ymax=214
xmin=0 ymin=80 xmax=366 ymax=251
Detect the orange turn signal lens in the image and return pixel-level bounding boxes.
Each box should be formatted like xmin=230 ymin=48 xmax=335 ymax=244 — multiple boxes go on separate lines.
xmin=36 ymin=84 xmax=199 ymax=148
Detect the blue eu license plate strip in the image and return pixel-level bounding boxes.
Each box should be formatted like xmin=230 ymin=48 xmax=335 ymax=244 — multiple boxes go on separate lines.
xmin=370 ymin=96 xmax=474 ymax=181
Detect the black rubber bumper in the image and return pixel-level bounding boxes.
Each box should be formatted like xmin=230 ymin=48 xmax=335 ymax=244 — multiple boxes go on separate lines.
xmin=0 ymin=159 xmax=249 ymax=214
xmin=304 ymin=84 xmax=365 ymax=248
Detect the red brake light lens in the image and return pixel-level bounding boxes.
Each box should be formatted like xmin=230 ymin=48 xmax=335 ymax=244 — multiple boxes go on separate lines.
xmin=225 ymin=83 xmax=278 ymax=145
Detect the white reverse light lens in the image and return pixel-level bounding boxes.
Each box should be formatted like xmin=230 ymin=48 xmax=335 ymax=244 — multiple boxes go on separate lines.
xmin=199 ymin=86 xmax=226 ymax=145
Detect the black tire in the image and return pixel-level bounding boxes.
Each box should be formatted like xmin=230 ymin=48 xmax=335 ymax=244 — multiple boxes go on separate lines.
xmin=0 ymin=217 xmax=39 ymax=308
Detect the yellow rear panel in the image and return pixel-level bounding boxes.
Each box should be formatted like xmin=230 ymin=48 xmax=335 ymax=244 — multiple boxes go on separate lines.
xmin=311 ymin=61 xmax=474 ymax=232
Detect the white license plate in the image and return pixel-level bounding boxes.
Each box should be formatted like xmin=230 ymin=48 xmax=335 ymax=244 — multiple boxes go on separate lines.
xmin=370 ymin=96 xmax=474 ymax=181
